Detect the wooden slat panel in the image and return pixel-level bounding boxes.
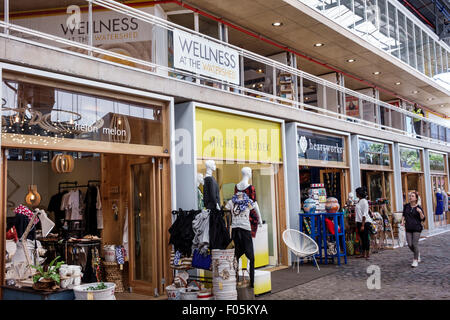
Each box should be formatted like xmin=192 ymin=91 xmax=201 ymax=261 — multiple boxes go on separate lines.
xmin=151 ymin=159 xmax=158 ymax=294
xmin=277 ymin=165 xmax=288 ymax=266
xmin=161 ymin=157 xmax=172 ymax=292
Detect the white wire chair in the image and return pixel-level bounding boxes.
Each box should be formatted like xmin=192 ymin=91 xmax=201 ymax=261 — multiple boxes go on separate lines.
xmin=282 ymin=229 xmax=320 ymax=273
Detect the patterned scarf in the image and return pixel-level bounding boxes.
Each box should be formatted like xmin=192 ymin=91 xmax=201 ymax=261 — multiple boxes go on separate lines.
xmin=14 ymin=205 xmax=39 ymax=224
xmin=231 ymin=192 xmax=253 ymax=212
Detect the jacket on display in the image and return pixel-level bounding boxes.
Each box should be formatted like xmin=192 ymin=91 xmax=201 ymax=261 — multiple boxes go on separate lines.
xmin=169 ymin=209 xmax=200 ymax=257
xmin=203 ymin=176 xmax=220 ymax=210
xmin=192 ymin=209 xmax=210 ymax=255
xmin=234 ymin=185 xmax=259 ymax=237
xmin=84 ymin=185 xmax=98 ymax=236
xmin=209 ymin=208 xmax=231 ymax=250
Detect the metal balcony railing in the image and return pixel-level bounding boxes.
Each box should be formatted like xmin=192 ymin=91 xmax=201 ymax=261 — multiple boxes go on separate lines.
xmin=0 ymin=0 xmax=449 ymax=147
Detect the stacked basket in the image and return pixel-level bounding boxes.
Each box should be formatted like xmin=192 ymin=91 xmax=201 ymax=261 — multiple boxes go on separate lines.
xmin=211 ymin=249 xmax=237 ymax=300
xmin=102 ymin=261 xmax=125 ymax=293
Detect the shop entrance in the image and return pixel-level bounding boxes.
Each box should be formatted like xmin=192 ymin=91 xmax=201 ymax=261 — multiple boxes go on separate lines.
xmin=431 ymin=175 xmax=448 ymax=227
xmin=2 ymin=148 xmax=171 ymax=296
xmin=300 ymin=166 xmax=349 ymax=211
xmin=401 ymin=172 xmax=428 ymax=229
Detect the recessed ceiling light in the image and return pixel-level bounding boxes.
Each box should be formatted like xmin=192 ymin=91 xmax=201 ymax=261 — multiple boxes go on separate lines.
xmin=305 ymin=97 xmax=309 ymax=100
xmin=373 ymin=71 xmax=381 ymax=75
xmin=346 ymin=59 xmax=356 ymax=63
xmin=427 ymin=98 xmax=434 ymax=101
xmin=395 ymin=82 xmax=401 ymax=85
xmin=440 ymin=105 xmax=445 ymax=107
xmin=272 ymin=22 xmax=283 ymax=27
xmin=314 ymin=43 xmax=324 ymax=47
xmin=412 ymin=90 xmax=418 ymax=94
xmin=257 ymin=68 xmax=263 ymax=73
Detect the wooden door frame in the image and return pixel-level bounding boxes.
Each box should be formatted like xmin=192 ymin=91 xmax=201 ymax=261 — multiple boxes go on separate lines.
xmin=319 ymin=168 xmax=348 ymax=209
xmin=401 ymin=172 xmax=428 ymax=229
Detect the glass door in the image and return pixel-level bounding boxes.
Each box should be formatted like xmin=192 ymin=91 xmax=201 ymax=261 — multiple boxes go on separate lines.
xmin=128 ymin=157 xmax=156 ymax=293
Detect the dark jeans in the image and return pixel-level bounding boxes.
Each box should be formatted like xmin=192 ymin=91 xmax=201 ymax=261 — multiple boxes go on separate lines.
xmin=232 ymin=227 xmax=254 ymax=287
xmin=413 ymin=121 xmax=421 ymax=138
xmin=357 ymin=222 xmax=371 ymax=252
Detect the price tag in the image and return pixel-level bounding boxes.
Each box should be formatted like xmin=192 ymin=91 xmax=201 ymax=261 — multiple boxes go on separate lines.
xmin=87 ymin=292 xmax=94 ymax=300
xmin=219 ymin=282 xmax=223 ymax=290
xmin=120 ymin=264 xmax=123 ymax=270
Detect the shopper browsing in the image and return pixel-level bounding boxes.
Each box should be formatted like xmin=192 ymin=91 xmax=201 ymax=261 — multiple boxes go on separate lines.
xmin=355 ymin=187 xmax=373 ymax=260
xmin=402 ymin=191 xmax=425 ymax=268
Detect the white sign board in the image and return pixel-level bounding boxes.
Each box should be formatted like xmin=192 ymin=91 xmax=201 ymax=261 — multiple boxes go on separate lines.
xmin=12 ymin=6 xmax=154 ymax=46
xmin=173 ymin=29 xmax=240 ymax=85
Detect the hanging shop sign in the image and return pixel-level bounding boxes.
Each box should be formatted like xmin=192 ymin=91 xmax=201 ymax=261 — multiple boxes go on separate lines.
xmin=429 ymin=152 xmax=446 ymax=173
xmin=173 ymin=29 xmax=240 ymax=85
xmin=297 ymin=129 xmax=345 ymax=163
xmin=358 ymin=139 xmax=391 ymax=168
xmin=195 ymin=107 xmax=282 ymax=163
xmin=11 ymin=6 xmax=154 ymax=46
xmin=399 ymin=147 xmax=422 ymax=172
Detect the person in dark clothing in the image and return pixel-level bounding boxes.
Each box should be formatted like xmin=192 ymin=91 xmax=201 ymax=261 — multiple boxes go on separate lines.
xmin=355 ymin=187 xmax=373 ymax=259
xmin=402 ymin=191 xmax=425 ymax=268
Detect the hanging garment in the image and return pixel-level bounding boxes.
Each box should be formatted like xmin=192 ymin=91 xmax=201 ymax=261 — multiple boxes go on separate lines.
xmin=48 ymin=191 xmax=68 ymax=231
xmin=234 ymin=185 xmax=259 ymax=238
xmin=61 ymin=190 xmax=83 ymax=221
xmin=96 ymin=186 xmax=103 ymax=229
xmin=169 ymin=210 xmax=200 ymax=257
xmin=203 ymin=176 xmax=220 ymax=210
xmin=122 ymin=207 xmax=129 ymax=259
xmin=442 ymin=191 xmax=448 ymax=212
xmin=435 ymin=192 xmax=444 ymax=215
xmin=192 ymin=209 xmax=210 ymax=255
xmin=84 ymin=186 xmax=98 ymax=235
xmin=209 ymin=208 xmax=232 ymax=250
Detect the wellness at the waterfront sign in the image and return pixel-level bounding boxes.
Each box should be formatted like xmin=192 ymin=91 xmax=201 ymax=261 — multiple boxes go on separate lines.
xmin=173 ymin=29 xmax=240 ymax=85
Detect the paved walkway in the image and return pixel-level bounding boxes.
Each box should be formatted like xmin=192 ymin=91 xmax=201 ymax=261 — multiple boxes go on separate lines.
xmin=258 ymin=231 xmax=450 ymax=300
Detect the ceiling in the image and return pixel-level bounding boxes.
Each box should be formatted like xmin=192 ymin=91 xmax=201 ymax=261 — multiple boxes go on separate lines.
xmin=161 ymin=0 xmax=449 ymax=115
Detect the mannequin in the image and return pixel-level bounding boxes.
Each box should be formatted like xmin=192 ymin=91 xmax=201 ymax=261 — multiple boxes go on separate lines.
xmin=225 ymin=191 xmax=256 ymax=288
xmin=347 ymin=192 xmax=355 ymax=206
xmin=443 ymin=189 xmax=449 ymax=213
xmin=197 ymin=173 xmax=204 ymax=210
xmin=435 ymin=188 xmax=444 ymax=216
xmin=235 ymin=167 xmax=262 ymax=238
xmin=203 ymin=160 xmax=221 ymax=210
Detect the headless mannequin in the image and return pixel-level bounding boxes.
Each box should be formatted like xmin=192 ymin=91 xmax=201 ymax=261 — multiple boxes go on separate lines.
xmin=435 ymin=188 xmax=444 ymax=217
xmin=236 ymin=167 xmax=262 ymax=226
xmin=197 ymin=173 xmax=204 ymax=210
xmin=203 ymin=160 xmax=221 ymax=210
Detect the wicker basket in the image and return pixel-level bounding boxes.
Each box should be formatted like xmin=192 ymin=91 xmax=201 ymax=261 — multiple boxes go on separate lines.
xmin=101 ymin=261 xmax=125 ymax=293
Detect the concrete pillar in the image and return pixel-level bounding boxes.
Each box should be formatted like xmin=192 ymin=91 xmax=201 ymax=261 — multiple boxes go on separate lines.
xmin=423 ymin=149 xmax=435 ymax=230
xmin=392 ymin=143 xmax=404 ymax=213
xmin=350 ymin=135 xmax=361 ymax=194
xmin=285 ymin=122 xmax=301 ymax=231
xmin=317 ymin=73 xmax=339 ymax=113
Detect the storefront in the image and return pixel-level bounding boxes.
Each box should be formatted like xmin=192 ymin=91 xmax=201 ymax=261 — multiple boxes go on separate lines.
xmin=399 ymin=145 xmax=428 ymax=229
xmin=1 ymin=64 xmax=175 ymax=297
xmin=358 ymin=137 xmax=395 ymax=215
xmin=175 ymin=102 xmax=289 ymax=267
xmin=428 ymin=151 xmax=449 ymax=226
xmin=296 ymin=125 xmax=351 ymax=212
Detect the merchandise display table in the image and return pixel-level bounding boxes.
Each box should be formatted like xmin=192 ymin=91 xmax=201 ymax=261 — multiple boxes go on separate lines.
xmin=1 ymin=285 xmax=75 ymax=300
xmin=299 ymin=212 xmax=347 ymax=266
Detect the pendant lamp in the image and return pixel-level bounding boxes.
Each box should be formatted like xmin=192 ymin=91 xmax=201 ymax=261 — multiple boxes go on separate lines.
xmin=51 ymin=154 xmax=75 ymax=174
xmin=25 ymin=151 xmax=41 ymax=207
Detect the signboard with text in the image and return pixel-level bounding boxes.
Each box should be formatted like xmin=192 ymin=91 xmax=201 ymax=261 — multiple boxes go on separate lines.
xmin=174 ymin=29 xmax=240 ymax=85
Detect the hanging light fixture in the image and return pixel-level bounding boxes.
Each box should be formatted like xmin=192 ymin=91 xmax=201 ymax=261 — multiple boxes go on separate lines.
xmin=25 ymin=151 xmax=41 ymax=207
xmin=51 ymin=153 xmax=75 ymax=174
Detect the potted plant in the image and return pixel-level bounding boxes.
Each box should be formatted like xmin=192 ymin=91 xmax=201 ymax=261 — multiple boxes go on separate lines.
xmin=31 ymin=256 xmax=65 ymax=291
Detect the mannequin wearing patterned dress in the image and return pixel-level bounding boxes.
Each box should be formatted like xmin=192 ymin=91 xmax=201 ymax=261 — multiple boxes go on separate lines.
xmin=234 ymin=167 xmax=262 ymax=238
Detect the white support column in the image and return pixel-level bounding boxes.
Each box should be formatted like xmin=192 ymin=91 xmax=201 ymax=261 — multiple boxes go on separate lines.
xmin=392 ymin=143 xmax=404 ymax=212
xmin=285 ymin=123 xmax=301 ymax=231
xmin=423 ymin=149 xmax=435 ymax=230
xmin=350 ymin=135 xmax=361 ymax=194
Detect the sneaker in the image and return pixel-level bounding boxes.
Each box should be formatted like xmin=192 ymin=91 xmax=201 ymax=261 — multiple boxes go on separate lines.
xmin=418 ymin=254 xmax=421 ymax=263
xmin=411 ymin=260 xmax=418 ymax=268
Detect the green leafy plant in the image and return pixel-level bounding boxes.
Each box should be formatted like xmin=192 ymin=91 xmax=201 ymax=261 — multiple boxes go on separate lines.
xmin=30 ymin=256 xmax=65 ymax=284
xmin=86 ymin=282 xmax=107 ymax=291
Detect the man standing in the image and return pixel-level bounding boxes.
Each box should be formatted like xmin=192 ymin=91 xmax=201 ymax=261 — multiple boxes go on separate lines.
xmin=412 ymin=104 xmax=425 ymax=138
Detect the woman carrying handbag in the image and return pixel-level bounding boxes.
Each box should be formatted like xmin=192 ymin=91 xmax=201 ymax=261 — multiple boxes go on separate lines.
xmin=402 ymin=191 xmax=426 ymax=268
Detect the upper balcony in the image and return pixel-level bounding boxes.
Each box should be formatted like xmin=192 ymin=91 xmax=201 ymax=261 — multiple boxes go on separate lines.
xmin=0 ymin=0 xmax=449 ymax=147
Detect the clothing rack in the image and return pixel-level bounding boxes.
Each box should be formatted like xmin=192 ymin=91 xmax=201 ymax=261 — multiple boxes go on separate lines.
xmin=58 ymin=180 xmax=101 ymax=193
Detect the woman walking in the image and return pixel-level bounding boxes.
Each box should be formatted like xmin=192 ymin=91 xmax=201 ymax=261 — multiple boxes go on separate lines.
xmin=355 ymin=187 xmax=373 ymax=259
xmin=402 ymin=191 xmax=426 ymax=268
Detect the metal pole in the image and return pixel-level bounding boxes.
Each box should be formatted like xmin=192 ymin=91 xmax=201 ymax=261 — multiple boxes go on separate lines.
xmin=5 ymin=0 xmax=9 ymax=35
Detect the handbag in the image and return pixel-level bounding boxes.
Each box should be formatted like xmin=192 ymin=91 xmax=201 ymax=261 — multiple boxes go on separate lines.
xmin=191 ymin=249 xmax=212 ymax=270
xmin=237 ymin=269 xmax=254 ymax=300
xmin=369 ymin=222 xmax=377 ymax=235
